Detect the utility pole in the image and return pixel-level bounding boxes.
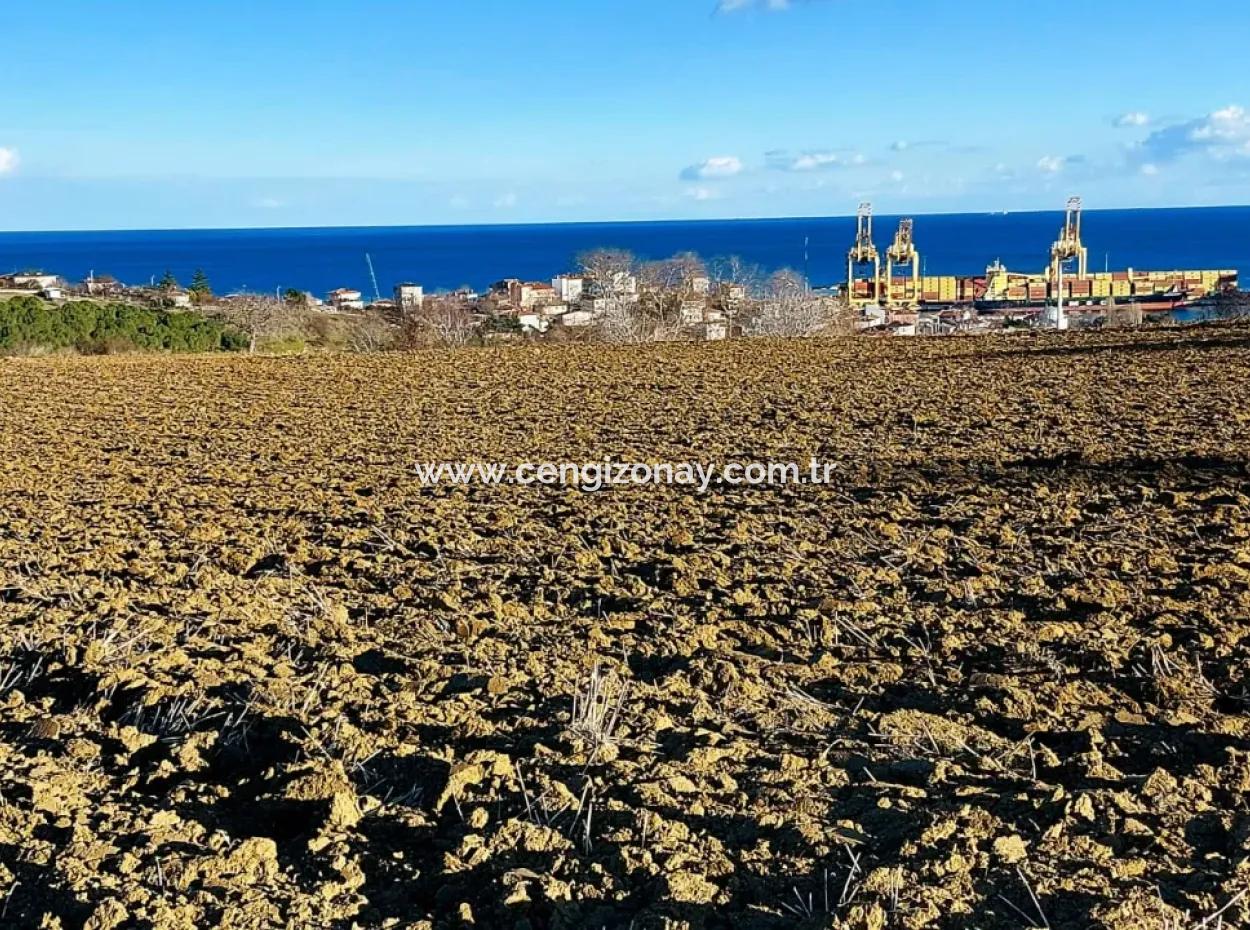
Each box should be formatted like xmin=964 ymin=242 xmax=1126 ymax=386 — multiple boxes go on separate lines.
xmin=1054 ymin=260 xmax=1069 ymax=331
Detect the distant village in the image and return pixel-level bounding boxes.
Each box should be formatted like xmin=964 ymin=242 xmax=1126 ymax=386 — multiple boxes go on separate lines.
xmin=325 ymin=271 xmax=746 ymax=342
xmin=0 ymin=253 xmax=837 ymax=346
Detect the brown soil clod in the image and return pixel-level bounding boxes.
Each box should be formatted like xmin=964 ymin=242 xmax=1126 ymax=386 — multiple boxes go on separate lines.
xmin=0 ymin=325 xmax=1249 ymax=927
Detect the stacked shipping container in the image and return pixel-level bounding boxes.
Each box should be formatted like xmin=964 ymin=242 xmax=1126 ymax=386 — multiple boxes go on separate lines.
xmin=848 ymin=269 xmax=1235 ymax=306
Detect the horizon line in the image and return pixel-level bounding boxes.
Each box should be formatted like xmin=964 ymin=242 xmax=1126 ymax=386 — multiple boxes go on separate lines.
xmin=0 ymin=201 xmax=1247 ymax=237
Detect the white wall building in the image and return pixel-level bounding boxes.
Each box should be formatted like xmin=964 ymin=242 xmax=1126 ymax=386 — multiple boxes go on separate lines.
xmin=394 ymin=283 xmax=424 ymax=313
xmin=11 ymin=274 xmax=59 ymax=290
xmin=518 ymin=313 xmax=550 ymax=334
xmin=612 ymin=272 xmax=639 ymax=296
xmin=327 ymin=288 xmax=365 ymax=312
xmin=552 ymin=275 xmax=585 ymax=303
xmin=509 ymin=281 xmax=559 ymax=310
xmin=558 ymin=309 xmax=596 ymax=327
xmin=679 ymin=299 xmax=709 ymax=326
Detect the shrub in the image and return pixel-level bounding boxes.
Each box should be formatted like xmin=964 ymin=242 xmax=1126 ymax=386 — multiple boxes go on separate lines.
xmin=0 ymin=297 xmax=246 ymax=355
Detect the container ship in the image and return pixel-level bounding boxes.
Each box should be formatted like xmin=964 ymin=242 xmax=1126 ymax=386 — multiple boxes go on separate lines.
xmin=844 ymin=198 xmax=1239 ymax=317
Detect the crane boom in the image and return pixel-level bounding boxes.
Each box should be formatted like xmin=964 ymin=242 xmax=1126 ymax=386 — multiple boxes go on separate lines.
xmin=365 ymin=253 xmax=382 ymax=304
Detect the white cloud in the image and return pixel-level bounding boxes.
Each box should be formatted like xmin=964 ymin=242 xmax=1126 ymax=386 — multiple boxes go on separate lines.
xmin=889 ymin=170 xmax=905 ymax=182
xmin=1191 ymin=105 xmax=1250 ymax=146
xmin=716 ymin=0 xmax=793 ymax=12
xmin=1138 ymin=104 xmax=1250 ymax=163
xmin=1037 ymin=155 xmax=1066 ymax=174
xmin=767 ymin=150 xmax=862 ymax=172
xmin=1140 ymin=163 xmax=1159 ymax=176
xmin=680 ymin=155 xmax=743 ymax=180
xmin=684 ymin=186 xmax=722 ymax=201
xmin=791 ymin=152 xmax=841 ymax=171
xmin=889 ymin=139 xmax=947 ymax=154
xmin=253 ymin=196 xmax=284 ymax=209
xmin=449 ymin=194 xmax=470 ymax=209
xmin=0 ymin=148 xmax=19 ymax=176
xmin=493 ymin=192 xmax=518 ymax=209
xmin=1114 ymin=111 xmax=1150 ymax=128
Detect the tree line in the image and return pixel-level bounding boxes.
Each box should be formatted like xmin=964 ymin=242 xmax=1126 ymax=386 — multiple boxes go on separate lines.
xmin=0 ymin=295 xmax=248 ymax=355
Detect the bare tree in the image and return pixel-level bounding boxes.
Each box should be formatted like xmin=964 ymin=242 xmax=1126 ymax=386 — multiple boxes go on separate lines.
xmin=709 ymin=255 xmax=764 ymax=334
xmin=710 ymin=255 xmax=763 ymax=297
xmin=346 ymin=312 xmax=397 ymax=352
xmin=402 ymin=301 xmax=477 ymax=348
xmin=743 ymin=271 xmax=847 ymax=338
xmin=210 ymin=294 xmax=302 ymax=354
xmin=595 ymin=303 xmax=650 ymax=344
xmin=577 ymin=248 xmax=636 ymax=298
xmin=640 ymin=252 xmax=706 ymax=292
xmin=637 ymin=259 xmax=682 ymax=297
xmin=766 ymin=267 xmax=807 ymax=297
xmin=636 ymin=252 xmax=708 ymax=323
xmin=1211 ymin=288 xmax=1250 ymax=321
xmin=594 ymin=302 xmax=681 ymax=344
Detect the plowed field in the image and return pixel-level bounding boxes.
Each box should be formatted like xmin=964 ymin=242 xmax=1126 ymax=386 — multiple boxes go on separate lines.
xmin=1 ymin=325 xmax=1249 ymax=929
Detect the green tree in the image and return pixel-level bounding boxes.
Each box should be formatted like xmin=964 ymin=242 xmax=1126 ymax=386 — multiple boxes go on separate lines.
xmin=283 ymin=288 xmax=308 ymax=306
xmin=0 ymin=296 xmax=247 ymax=355
xmin=158 ymin=269 xmax=179 ymax=292
xmin=189 ymin=268 xmax=212 ymax=302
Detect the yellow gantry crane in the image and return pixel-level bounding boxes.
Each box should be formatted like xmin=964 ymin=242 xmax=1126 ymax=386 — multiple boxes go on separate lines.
xmin=884 ymin=218 xmax=921 ymax=307
xmin=1049 ymin=196 xmax=1089 ymax=282
xmin=846 ymin=202 xmax=881 ymax=307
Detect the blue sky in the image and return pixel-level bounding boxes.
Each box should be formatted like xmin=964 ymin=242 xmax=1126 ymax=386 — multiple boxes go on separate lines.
xmin=1 ymin=0 xmax=1247 ymax=230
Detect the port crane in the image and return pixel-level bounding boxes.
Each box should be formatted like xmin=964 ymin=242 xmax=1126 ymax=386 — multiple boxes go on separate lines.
xmin=884 ymin=218 xmax=921 ymax=307
xmin=1048 ymin=196 xmax=1088 ymax=283
xmin=846 ymin=202 xmax=881 ymax=307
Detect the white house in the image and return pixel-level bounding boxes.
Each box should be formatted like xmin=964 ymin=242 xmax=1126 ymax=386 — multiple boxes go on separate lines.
xmin=558 ymin=309 xmax=596 ymax=327
xmin=552 ymin=274 xmax=585 ymax=303
xmin=518 ymin=313 xmax=550 ymax=334
xmin=394 ymin=283 xmax=424 ymax=313
xmin=508 ymin=281 xmax=559 ymax=310
xmin=10 ymin=273 xmax=59 ymax=290
xmin=679 ymin=299 xmax=709 ymax=326
xmin=328 ymin=288 xmax=365 ymax=312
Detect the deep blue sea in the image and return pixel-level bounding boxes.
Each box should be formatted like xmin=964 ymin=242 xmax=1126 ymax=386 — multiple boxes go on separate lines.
xmin=0 ymin=206 xmax=1246 ymax=298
